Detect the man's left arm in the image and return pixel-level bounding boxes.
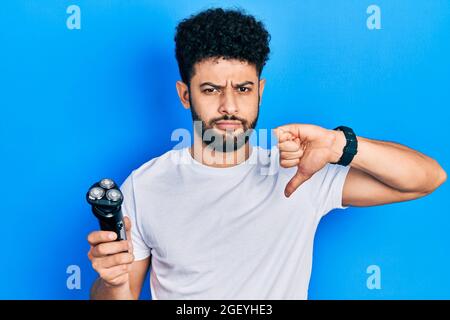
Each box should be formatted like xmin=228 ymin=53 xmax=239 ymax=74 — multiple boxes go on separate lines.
xmin=275 ymin=124 xmax=447 ymax=206
xmin=331 ymin=132 xmax=447 ymax=207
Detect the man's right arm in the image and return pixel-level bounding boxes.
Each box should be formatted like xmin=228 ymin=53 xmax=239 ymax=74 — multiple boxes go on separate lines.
xmin=88 ymin=216 xmax=151 ymax=300
xmin=90 ymin=258 xmax=150 ymax=300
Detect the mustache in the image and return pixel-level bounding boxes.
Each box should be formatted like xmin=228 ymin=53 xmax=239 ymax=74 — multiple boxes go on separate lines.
xmin=209 ymin=115 xmax=247 ymax=126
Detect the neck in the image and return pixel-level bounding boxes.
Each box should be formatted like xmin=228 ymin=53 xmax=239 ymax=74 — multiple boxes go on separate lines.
xmin=189 ymin=131 xmax=252 ymax=168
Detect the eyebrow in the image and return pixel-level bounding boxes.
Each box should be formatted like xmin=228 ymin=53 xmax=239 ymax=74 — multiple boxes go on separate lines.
xmin=199 ymin=81 xmax=255 ymax=89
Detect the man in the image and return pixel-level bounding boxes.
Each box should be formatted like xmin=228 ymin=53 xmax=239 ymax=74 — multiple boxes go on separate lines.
xmin=87 ymin=8 xmax=446 ymax=300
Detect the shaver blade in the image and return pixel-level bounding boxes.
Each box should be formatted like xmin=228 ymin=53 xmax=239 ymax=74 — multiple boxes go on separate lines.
xmin=106 ymin=189 xmax=122 ymax=202
xmin=99 ymin=178 xmax=115 ymax=189
xmin=88 ymin=187 xmax=105 ymax=200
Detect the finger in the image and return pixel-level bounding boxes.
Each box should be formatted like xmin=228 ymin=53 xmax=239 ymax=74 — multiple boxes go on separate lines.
xmin=91 ymin=240 xmax=129 ymax=257
xmin=285 ymin=169 xmax=312 ymax=197
xmin=123 ymin=216 xmax=131 ymax=232
xmin=276 ymin=124 xmax=301 ymax=139
xmin=98 ymin=252 xmax=134 ymax=269
xmin=276 ymin=124 xmax=309 ymax=138
xmin=127 ymin=239 xmax=134 ymax=254
xmin=87 ymin=245 xmax=94 ymax=261
xmin=280 ymin=158 xmax=300 ymax=168
xmin=280 ymin=149 xmax=304 ymax=160
xmin=98 ymin=264 xmax=131 ymax=283
xmin=103 ymin=272 xmax=130 ymax=287
xmin=274 ymin=127 xmax=294 ymax=143
xmin=278 ymin=140 xmax=300 ymax=152
xmin=278 ymin=123 xmax=325 ymax=142
xmin=87 ymin=230 xmax=117 ymax=246
xmin=123 ymin=217 xmax=133 ymax=252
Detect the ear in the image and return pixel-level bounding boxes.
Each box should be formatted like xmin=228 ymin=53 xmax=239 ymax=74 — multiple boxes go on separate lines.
xmin=176 ymin=81 xmax=191 ymax=109
xmin=258 ymin=78 xmax=266 ymax=104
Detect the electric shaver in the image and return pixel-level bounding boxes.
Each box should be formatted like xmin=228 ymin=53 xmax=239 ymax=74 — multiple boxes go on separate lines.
xmin=86 ymin=178 xmax=127 ymax=241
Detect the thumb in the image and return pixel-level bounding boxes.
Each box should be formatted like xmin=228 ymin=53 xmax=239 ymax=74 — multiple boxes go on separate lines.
xmin=285 ymin=169 xmax=311 ymax=198
xmin=123 ymin=216 xmax=132 ymax=232
xmin=123 ymin=216 xmax=133 ymax=253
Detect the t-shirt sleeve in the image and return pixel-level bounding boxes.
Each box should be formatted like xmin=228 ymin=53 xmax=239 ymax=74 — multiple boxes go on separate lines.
xmin=310 ymin=163 xmax=351 ymax=218
xmin=120 ymin=172 xmax=152 ymax=261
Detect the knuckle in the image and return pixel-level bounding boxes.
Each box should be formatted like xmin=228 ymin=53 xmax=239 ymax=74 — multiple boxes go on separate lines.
xmin=95 ymin=244 xmax=106 ymax=256
xmin=114 ymin=254 xmax=125 ymax=265
xmin=281 ymin=160 xmax=295 ymax=167
xmin=97 ymin=243 xmax=111 ymax=256
xmin=98 ymin=269 xmax=108 ymax=280
xmin=285 ymin=153 xmax=297 ymax=160
xmin=87 ymin=233 xmax=95 ymax=245
xmin=109 ymin=276 xmax=125 ymax=286
xmin=123 ymin=253 xmax=133 ymax=264
xmin=91 ymin=260 xmax=100 ymax=271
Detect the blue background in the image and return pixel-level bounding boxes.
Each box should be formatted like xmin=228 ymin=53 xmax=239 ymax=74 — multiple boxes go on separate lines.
xmin=1 ymin=0 xmax=449 ymax=299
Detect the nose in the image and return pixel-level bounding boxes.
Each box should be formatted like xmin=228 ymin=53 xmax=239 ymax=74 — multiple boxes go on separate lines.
xmin=218 ymin=89 xmax=238 ymax=115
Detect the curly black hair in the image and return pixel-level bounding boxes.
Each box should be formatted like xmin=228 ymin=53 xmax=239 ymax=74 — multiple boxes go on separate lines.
xmin=174 ymin=8 xmax=271 ymax=85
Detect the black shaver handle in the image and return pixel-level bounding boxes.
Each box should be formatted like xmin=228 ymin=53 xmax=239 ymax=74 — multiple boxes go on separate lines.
xmin=96 ymin=210 xmax=127 ymax=241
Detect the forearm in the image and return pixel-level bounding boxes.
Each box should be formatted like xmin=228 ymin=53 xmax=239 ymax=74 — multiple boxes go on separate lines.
xmin=331 ymin=131 xmax=447 ymax=193
xmin=90 ymin=277 xmax=135 ymax=300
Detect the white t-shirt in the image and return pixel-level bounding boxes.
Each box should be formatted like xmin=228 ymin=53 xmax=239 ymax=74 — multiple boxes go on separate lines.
xmin=120 ymin=146 xmax=350 ymax=300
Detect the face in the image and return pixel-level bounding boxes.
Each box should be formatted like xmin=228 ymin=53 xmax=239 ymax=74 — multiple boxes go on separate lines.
xmin=176 ymin=57 xmax=266 ymax=152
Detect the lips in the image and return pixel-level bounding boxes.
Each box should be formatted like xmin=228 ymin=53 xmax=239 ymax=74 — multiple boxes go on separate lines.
xmin=214 ymin=121 xmax=242 ymax=130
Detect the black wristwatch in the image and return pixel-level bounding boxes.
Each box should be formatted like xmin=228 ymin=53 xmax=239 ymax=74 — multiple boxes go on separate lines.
xmin=331 ymin=126 xmax=358 ymax=166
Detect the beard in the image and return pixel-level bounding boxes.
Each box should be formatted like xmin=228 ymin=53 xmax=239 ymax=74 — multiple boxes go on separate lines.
xmin=189 ymin=94 xmax=259 ymax=153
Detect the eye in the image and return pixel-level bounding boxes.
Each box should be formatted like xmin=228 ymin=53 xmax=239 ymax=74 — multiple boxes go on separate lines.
xmin=203 ymin=88 xmax=218 ymax=94
xmin=237 ymin=87 xmax=251 ymax=93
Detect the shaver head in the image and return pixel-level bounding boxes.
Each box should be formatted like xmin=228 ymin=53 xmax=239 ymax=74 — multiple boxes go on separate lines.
xmin=86 ymin=178 xmax=123 ymax=217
